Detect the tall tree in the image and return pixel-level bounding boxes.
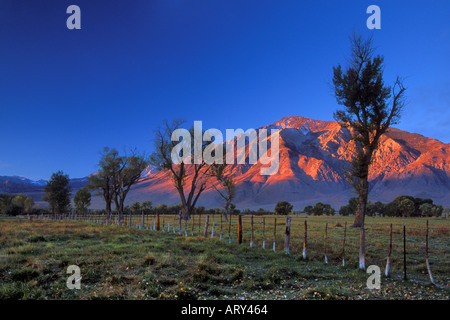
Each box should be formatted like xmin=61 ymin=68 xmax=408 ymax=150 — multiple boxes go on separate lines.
xmin=88 ymin=147 xmax=121 ymax=219
xmin=332 ymin=33 xmax=406 ymax=228
xmin=43 ymin=170 xmax=72 ymax=217
xmin=150 ymin=119 xmax=211 ymax=220
xmin=89 ymin=147 xmax=148 ymax=224
xmin=112 ymin=152 xmax=149 ymax=222
xmin=74 ymin=187 xmax=91 ymax=215
xmin=332 ymin=33 xmax=406 ymax=270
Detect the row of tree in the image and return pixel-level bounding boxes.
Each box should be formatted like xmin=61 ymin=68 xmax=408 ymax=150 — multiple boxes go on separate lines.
xmin=0 ymin=193 xmax=35 ymax=216
xmin=339 ymin=196 xmax=445 ymax=218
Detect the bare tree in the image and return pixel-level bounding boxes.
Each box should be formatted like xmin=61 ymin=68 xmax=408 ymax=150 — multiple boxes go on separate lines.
xmin=150 ymin=119 xmax=211 ymax=220
xmin=210 ymin=163 xmax=235 ymax=222
xmin=88 ymin=147 xmax=121 ymax=219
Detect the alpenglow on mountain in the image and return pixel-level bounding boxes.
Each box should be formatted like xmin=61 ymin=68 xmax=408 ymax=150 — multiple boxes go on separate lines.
xmin=125 ymin=116 xmax=450 ymax=209
xmin=2 ymin=116 xmax=450 ymax=209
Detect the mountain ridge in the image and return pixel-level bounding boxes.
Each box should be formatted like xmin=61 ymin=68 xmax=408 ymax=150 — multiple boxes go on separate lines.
xmin=2 ymin=116 xmax=449 ymax=210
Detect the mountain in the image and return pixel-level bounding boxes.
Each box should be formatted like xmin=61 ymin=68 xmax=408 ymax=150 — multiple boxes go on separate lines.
xmin=2 ymin=116 xmax=450 ymax=210
xmin=0 ymin=176 xmax=47 ymax=193
xmin=127 ymin=116 xmax=450 ymax=209
xmin=0 ymin=176 xmax=89 ymax=208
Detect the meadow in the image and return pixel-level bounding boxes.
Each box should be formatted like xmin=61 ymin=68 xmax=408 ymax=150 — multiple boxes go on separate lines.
xmin=0 ymin=214 xmax=448 ymax=300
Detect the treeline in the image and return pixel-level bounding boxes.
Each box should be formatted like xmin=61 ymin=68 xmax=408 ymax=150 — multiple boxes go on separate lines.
xmin=0 ymin=193 xmax=40 ymax=216
xmin=338 ymin=195 xmax=446 ymax=218
xmin=82 ymin=203 xmax=241 ymax=217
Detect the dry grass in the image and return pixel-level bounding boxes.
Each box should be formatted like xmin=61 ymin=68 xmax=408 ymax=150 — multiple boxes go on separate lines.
xmin=0 ymin=215 xmax=448 ymax=300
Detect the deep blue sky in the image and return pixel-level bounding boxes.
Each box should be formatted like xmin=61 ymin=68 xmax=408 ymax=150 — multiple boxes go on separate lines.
xmin=0 ymin=0 xmax=449 ymax=180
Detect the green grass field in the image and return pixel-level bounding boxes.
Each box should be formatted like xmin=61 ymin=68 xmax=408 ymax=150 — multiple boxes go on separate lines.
xmin=0 ymin=215 xmax=448 ymax=300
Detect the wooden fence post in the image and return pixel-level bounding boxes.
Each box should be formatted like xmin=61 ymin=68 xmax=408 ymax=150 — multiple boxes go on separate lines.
xmin=238 ymin=215 xmax=243 ymax=244
xmin=385 ymin=223 xmax=392 ymax=277
xmin=284 ymin=216 xmax=291 ymax=254
xmin=178 ymin=211 xmax=182 ymax=235
xmin=273 ymin=217 xmax=277 ymax=252
xmin=324 ymin=223 xmax=328 ymax=263
xmin=203 ymin=215 xmax=210 ymax=238
xmin=211 ymin=214 xmax=215 ymax=238
xmin=426 ymin=220 xmax=435 ymax=285
xmin=302 ymin=220 xmax=307 ymax=259
xmin=228 ymin=215 xmax=232 ymax=244
xmin=250 ymin=215 xmax=254 ymax=247
xmin=191 ymin=213 xmax=195 ymax=236
xmin=342 ymin=222 xmax=347 ymax=267
xmin=262 ymin=217 xmax=266 ymax=249
xmin=403 ymin=221 xmax=407 ymax=280
xmin=359 ymin=227 xmax=366 ymax=270
xmin=220 ymin=214 xmax=223 ymax=240
xmin=184 ymin=217 xmax=188 ymax=237
xmin=156 ymin=213 xmax=160 ymax=231
xmin=129 ymin=210 xmax=132 ymax=227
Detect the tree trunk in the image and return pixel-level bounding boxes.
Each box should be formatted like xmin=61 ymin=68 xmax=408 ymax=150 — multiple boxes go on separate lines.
xmin=353 ymin=175 xmax=369 ymax=228
xmin=224 ymin=203 xmax=230 ymax=222
xmin=359 ymin=227 xmax=366 ymax=270
xmin=105 ymin=199 xmax=112 ymax=220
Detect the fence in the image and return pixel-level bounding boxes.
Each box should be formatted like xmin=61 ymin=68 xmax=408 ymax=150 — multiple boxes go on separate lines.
xmin=30 ymin=211 xmax=450 ymax=287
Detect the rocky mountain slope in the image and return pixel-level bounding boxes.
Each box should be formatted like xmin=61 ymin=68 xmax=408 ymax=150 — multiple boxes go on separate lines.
xmin=3 ymin=116 xmax=449 ymax=210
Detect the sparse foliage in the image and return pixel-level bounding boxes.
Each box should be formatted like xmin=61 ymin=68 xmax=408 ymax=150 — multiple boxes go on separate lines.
xmin=210 ymin=163 xmax=235 ymax=222
xmin=150 ymin=119 xmax=212 ymax=220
